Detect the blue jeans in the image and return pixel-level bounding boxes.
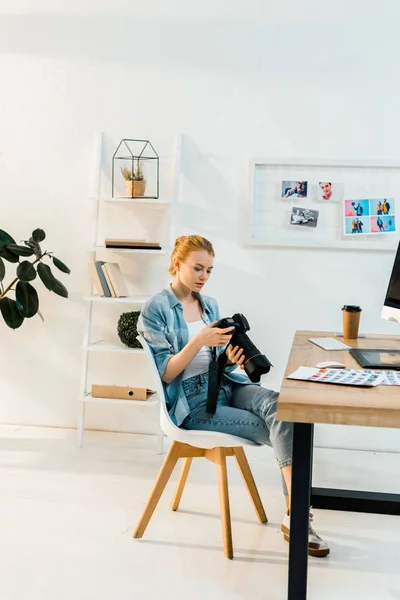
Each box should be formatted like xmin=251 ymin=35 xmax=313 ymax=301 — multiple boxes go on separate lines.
xmin=181 ymin=373 xmax=293 ymax=496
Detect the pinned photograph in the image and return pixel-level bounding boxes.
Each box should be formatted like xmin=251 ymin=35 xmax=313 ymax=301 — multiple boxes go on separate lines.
xmin=290 ymin=207 xmax=319 ymax=228
xmin=371 ymin=216 xmax=396 ymax=233
xmin=344 ymin=198 xmax=396 ymax=236
xmin=344 ymin=217 xmax=371 ymax=235
xmin=370 ymin=198 xmax=394 ymax=216
xmin=344 ymin=199 xmax=369 ymax=217
xmin=317 ymin=182 xmax=344 ymax=202
xmin=281 ymin=181 xmax=308 ymax=199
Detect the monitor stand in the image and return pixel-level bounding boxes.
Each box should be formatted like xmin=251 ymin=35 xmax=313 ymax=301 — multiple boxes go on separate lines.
xmin=382 ymin=305 xmax=400 ymax=322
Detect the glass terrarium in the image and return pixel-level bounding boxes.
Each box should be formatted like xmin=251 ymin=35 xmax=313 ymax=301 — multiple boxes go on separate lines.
xmin=112 ymin=139 xmax=159 ymax=199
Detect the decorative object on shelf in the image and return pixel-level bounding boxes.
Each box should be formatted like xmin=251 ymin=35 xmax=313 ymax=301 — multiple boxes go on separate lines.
xmin=121 ymin=164 xmax=146 ymax=197
xmin=105 ymin=238 xmax=161 ymax=250
xmin=117 ymin=310 xmax=141 ymax=348
xmin=0 ymin=228 xmax=71 ymax=330
xmin=91 ymin=384 xmax=156 ymax=401
xmin=112 ymin=138 xmax=159 ymax=199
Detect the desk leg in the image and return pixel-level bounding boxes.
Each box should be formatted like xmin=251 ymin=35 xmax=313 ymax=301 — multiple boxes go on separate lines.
xmin=311 ymin=487 xmax=400 ymax=515
xmin=288 ymin=423 xmax=314 ymax=600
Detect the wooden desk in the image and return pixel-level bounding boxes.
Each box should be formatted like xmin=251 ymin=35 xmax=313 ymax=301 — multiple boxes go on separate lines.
xmin=276 ymin=330 xmax=400 ymax=600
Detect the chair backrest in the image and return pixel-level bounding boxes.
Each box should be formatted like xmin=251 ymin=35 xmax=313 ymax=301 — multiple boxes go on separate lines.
xmin=137 ymin=335 xmax=180 ymax=436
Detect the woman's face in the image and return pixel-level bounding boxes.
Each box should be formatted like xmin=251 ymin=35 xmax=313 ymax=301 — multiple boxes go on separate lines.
xmin=175 ymin=249 xmax=214 ymax=292
xmin=320 ymin=182 xmax=331 ymax=197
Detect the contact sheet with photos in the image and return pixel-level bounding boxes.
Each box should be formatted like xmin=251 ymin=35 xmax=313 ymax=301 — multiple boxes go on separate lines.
xmin=287 ymin=367 xmax=384 ymax=387
xmin=360 ymin=370 xmax=400 ymax=385
xmin=344 ymin=198 xmax=396 ymax=236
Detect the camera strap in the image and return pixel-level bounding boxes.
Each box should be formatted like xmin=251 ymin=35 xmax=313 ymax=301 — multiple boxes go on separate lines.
xmin=206 ymin=347 xmax=228 ymax=415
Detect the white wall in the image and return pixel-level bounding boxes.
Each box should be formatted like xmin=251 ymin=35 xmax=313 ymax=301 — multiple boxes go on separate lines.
xmin=1 ymin=0 xmax=400 ymax=452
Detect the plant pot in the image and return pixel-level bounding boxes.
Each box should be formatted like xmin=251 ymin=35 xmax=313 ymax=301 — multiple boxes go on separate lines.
xmin=125 ymin=179 xmax=146 ymax=197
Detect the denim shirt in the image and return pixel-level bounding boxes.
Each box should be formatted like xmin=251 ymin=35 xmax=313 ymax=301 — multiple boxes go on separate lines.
xmin=137 ymin=285 xmax=255 ymax=426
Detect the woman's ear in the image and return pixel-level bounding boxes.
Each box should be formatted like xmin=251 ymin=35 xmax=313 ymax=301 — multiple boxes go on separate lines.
xmin=174 ymin=259 xmax=180 ymax=272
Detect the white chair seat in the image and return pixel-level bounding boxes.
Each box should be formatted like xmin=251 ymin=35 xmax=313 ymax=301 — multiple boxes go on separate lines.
xmin=161 ymin=412 xmax=260 ymax=449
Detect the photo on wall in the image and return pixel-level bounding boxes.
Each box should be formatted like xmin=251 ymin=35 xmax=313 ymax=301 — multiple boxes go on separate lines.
xmin=371 ymin=215 xmax=396 ymax=233
xmin=343 ymin=197 xmax=396 ymax=236
xmin=290 ymin=207 xmax=319 ymax=228
xmin=317 ymin=182 xmax=344 ymax=202
xmin=370 ymin=198 xmax=394 ymax=216
xmin=344 ymin=217 xmax=371 ymax=235
xmin=344 ymin=199 xmax=370 ymax=218
xmin=281 ymin=181 xmax=308 ymax=199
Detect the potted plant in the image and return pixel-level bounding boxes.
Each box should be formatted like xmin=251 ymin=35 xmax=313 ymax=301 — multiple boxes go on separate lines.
xmin=121 ymin=161 xmax=146 ymax=197
xmin=0 ymin=228 xmax=70 ymax=329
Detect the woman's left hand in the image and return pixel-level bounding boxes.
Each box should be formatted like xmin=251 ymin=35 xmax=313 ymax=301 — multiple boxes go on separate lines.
xmin=226 ymin=344 xmax=246 ymax=369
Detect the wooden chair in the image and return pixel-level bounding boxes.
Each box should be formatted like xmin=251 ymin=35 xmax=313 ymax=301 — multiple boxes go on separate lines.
xmin=133 ymin=335 xmax=267 ymax=559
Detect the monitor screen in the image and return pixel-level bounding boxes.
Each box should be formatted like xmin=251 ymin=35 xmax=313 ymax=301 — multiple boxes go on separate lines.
xmin=382 ymin=241 xmax=400 ymax=322
xmin=385 ymin=241 xmax=400 ymax=307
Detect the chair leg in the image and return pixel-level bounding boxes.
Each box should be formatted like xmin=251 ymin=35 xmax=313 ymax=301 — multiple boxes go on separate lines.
xmin=233 ymin=447 xmax=267 ymax=524
xmin=133 ymin=440 xmax=181 ymax=539
xmin=171 ymin=457 xmax=193 ymax=511
xmin=215 ymin=448 xmax=233 ymax=559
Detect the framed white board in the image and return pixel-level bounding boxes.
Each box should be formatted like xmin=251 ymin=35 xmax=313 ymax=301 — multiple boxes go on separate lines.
xmin=247 ymin=157 xmax=400 ymax=251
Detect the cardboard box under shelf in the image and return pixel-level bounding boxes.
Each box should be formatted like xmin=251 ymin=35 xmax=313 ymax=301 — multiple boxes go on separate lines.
xmin=91 ymin=384 xmax=156 ymax=401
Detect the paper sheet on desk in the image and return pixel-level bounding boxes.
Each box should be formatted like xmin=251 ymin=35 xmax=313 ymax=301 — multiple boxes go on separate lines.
xmin=287 ymin=367 xmax=384 ymax=387
xmin=361 ymin=370 xmax=400 ymax=385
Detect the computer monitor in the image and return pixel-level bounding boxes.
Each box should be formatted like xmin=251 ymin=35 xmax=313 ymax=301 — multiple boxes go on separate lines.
xmin=382 ymin=241 xmax=400 ymax=323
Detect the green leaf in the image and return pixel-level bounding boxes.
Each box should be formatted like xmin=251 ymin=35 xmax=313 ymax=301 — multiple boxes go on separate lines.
xmin=27 ymin=238 xmax=42 ymax=258
xmin=0 ymin=245 xmax=19 ymax=263
xmin=0 ymin=229 xmax=16 ymax=247
xmin=52 ymin=279 xmax=68 ymax=298
xmin=32 ymin=229 xmax=46 ymax=243
xmin=0 ymin=297 xmax=24 ymax=329
xmin=16 ymin=281 xmax=39 ymax=318
xmin=37 ymin=262 xmax=56 ymax=291
xmin=52 ymin=256 xmax=71 ymax=274
xmin=17 ymin=261 xmax=37 ymax=282
xmin=0 ymin=257 xmax=5 ymax=282
xmin=6 ymin=244 xmax=34 ymax=257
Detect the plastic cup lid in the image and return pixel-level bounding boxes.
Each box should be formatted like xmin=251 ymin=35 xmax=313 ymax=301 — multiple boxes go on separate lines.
xmin=342 ymin=305 xmax=362 ymax=312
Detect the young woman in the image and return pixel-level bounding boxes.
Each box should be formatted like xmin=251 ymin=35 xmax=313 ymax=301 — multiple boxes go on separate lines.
xmin=138 ymin=235 xmax=329 ymax=557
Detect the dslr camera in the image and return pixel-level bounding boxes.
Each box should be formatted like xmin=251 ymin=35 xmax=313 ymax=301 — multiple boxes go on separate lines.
xmin=206 ymin=313 xmax=273 ymax=414
xmin=215 ymin=313 xmax=272 ymax=382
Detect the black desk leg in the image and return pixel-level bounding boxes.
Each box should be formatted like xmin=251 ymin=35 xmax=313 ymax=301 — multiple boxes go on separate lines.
xmin=288 ymin=423 xmax=314 ymax=600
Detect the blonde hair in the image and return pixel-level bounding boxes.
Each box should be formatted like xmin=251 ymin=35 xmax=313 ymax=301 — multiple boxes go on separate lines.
xmin=169 ymin=235 xmax=215 ymax=276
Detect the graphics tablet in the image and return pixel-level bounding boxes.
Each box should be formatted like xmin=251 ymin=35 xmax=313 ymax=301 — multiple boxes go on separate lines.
xmin=350 ymin=348 xmax=400 ymax=370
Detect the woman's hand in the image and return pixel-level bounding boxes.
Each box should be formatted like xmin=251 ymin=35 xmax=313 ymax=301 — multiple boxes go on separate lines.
xmin=226 ymin=344 xmax=246 ymax=370
xmin=195 ymin=321 xmax=235 ymax=348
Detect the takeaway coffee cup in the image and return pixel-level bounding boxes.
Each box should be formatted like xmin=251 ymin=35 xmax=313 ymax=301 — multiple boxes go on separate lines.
xmin=342 ymin=305 xmax=362 ymax=339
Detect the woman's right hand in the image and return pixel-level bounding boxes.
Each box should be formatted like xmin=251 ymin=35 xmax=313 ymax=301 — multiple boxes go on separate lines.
xmin=195 ymin=321 xmax=235 ymax=347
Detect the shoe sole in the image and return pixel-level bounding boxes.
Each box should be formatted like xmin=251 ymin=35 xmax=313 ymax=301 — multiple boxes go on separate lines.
xmin=281 ymin=525 xmax=330 ymax=558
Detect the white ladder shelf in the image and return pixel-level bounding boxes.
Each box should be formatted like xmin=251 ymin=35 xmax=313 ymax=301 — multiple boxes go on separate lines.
xmin=78 ymin=133 xmax=181 ymax=453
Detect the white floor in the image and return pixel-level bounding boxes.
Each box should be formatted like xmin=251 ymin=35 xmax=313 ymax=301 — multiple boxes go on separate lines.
xmin=0 ymin=425 xmax=399 ymax=600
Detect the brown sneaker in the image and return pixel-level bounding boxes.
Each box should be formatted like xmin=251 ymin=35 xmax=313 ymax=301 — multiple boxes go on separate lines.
xmin=281 ymin=511 xmax=330 ymax=557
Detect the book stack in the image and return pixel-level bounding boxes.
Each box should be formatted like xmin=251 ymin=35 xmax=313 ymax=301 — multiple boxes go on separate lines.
xmin=88 ymin=261 xmax=129 ymax=298
xmin=105 ymin=238 xmax=162 ymax=250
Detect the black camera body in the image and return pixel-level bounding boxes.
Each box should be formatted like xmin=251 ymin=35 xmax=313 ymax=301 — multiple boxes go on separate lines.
xmin=214 ymin=313 xmax=273 ymax=383
xmin=206 ymin=313 xmax=273 ymax=415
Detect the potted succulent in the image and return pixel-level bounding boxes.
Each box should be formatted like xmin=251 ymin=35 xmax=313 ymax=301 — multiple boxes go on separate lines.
xmin=0 ymin=228 xmax=70 ymax=329
xmin=121 ymin=161 xmax=146 ymax=197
